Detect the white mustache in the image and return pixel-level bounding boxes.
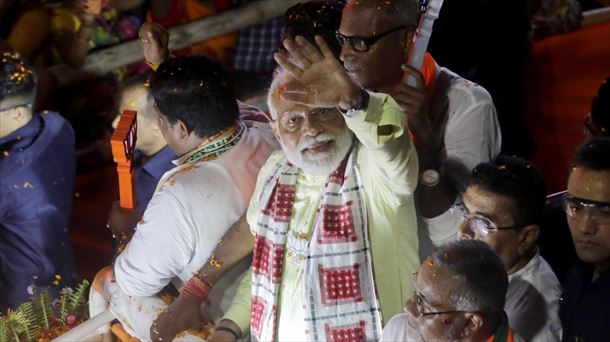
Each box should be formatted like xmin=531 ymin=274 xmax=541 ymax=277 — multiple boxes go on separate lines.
xmin=299 ymin=134 xmax=336 ymax=152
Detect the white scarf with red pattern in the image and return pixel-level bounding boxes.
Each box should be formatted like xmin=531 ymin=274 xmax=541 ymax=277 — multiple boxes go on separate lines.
xmin=250 ymin=145 xmax=382 ymax=341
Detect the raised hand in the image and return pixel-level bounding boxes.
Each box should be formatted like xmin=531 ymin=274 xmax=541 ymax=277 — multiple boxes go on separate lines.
xmin=391 ymin=65 xmax=430 ymax=130
xmin=83 ymin=0 xmax=103 ymax=16
xmin=138 ymin=23 xmax=169 ymax=66
xmin=150 ymin=296 xmax=206 ymax=342
xmin=273 ymin=36 xmax=363 ymax=111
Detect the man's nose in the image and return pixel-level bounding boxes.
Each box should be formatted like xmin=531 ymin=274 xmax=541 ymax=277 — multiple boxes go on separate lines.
xmin=339 ymin=42 xmax=356 ymax=64
xmin=457 ymin=219 xmax=475 ymax=240
xmin=577 ymin=211 xmax=598 ymax=235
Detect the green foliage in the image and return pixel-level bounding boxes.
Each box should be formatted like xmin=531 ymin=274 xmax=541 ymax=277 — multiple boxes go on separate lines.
xmin=35 ymin=290 xmax=53 ymax=329
xmin=68 ymin=280 xmax=90 ymax=313
xmin=0 ymin=316 xmax=9 ymax=342
xmin=0 ymin=280 xmax=91 ymax=342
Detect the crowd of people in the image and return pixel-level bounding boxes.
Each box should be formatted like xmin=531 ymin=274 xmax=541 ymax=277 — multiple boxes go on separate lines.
xmin=1 ymin=0 xmax=609 ymax=341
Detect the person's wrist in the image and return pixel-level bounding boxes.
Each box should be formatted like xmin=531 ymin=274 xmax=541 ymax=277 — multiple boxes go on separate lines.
xmin=338 ymin=84 xmax=366 ymax=112
xmin=147 ymin=50 xmax=169 ymax=67
xmin=338 ymin=88 xmax=369 ymax=117
xmin=179 ymin=274 xmax=212 ymax=303
xmin=217 ymin=319 xmax=241 ymax=339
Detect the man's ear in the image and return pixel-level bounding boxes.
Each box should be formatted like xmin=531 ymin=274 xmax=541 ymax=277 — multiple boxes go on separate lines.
xmin=460 ymin=312 xmax=484 ymax=339
xmin=175 ymin=118 xmax=191 ymax=139
xmin=518 ymin=225 xmax=540 ymax=256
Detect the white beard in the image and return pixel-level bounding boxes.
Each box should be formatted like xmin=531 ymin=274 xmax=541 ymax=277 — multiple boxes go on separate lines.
xmin=281 ymin=128 xmax=354 ymax=177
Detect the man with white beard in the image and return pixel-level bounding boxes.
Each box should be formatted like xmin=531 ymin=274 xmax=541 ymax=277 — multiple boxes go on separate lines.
xmin=207 ymin=35 xmax=419 ymax=342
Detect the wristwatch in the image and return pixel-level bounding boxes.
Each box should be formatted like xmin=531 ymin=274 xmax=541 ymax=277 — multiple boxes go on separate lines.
xmin=338 ymin=88 xmax=369 ymax=117
xmin=420 ymin=169 xmax=441 ymax=187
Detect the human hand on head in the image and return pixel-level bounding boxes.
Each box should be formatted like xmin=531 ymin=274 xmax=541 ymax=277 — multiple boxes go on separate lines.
xmin=273 ymin=35 xmax=363 ymax=111
xmin=150 ymin=295 xmax=208 ymax=342
xmin=391 ymin=65 xmax=429 ymax=129
xmin=139 ymin=23 xmax=170 ymax=66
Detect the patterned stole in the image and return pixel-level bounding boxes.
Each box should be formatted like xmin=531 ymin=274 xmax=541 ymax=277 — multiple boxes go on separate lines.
xmin=250 ymin=144 xmax=383 ymax=341
xmin=154 ymin=121 xmax=245 ymax=194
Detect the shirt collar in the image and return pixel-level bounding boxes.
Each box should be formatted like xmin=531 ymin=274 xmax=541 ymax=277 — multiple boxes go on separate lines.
xmin=0 ymin=113 xmax=42 ymax=151
xmin=141 ymin=145 xmax=175 ymax=178
xmin=507 ymin=246 xmax=540 ymax=281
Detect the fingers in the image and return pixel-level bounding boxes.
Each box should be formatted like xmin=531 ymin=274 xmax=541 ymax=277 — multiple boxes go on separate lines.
xmin=281 ymin=39 xmax=312 ymax=68
xmin=139 ymin=23 xmax=168 ymax=44
xmin=273 ymin=51 xmax=303 ymax=78
xmin=314 ymin=35 xmax=335 ymax=59
xmin=401 ymin=64 xmax=426 ymax=89
xmin=83 ymin=0 xmax=102 ymax=16
xmin=138 ymin=23 xmax=153 ymax=41
xmin=294 ymin=36 xmax=323 ymax=63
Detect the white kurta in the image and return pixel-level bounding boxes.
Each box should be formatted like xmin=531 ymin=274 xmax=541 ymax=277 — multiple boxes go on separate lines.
xmin=505 ymin=250 xmax=563 ymax=342
xmin=417 ymin=67 xmax=501 ymax=256
xmin=91 ymin=120 xmax=278 ymax=341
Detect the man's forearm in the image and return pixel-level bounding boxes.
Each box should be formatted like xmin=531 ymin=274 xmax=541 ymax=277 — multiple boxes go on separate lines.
xmin=412 ymin=127 xmax=456 ymax=217
xmin=196 ymin=215 xmax=253 ymax=285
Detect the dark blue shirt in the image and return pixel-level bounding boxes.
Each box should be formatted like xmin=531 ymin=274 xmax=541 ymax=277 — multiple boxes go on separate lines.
xmin=133 ymin=146 xmax=175 ymax=209
xmin=560 ymin=260 xmax=610 ymax=342
xmin=0 ymin=111 xmax=79 ymax=309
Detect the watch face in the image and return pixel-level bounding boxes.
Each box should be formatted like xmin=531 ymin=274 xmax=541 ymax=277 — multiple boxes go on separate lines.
xmin=422 ymin=169 xmax=440 ymax=186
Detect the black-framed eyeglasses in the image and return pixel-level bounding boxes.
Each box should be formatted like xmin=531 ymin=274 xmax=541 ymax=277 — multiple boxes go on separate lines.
xmin=451 ymin=203 xmax=528 ymax=237
xmin=0 ymin=103 xmax=32 ymax=114
xmin=562 ymin=193 xmax=610 ymax=225
xmin=335 ymin=26 xmax=411 ymax=52
xmin=411 ymin=273 xmax=478 ymax=317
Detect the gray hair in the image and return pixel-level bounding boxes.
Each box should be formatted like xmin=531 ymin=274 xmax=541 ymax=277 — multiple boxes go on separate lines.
xmin=430 ymin=240 xmax=508 ymax=314
xmin=346 ymin=0 xmax=420 ymax=28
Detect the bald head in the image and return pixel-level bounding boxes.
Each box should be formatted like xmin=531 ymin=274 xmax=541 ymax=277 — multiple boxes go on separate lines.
xmin=339 ymin=0 xmax=419 ymax=90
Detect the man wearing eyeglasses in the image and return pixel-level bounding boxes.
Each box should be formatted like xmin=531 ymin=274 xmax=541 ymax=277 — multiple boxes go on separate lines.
xmin=455 ymin=155 xmax=562 ymax=341
xmin=0 ymin=53 xmax=79 ymax=310
xmin=560 ymin=137 xmax=610 ymax=342
xmin=337 ymin=0 xmax=500 ymax=254
xmin=382 ymin=239 xmax=515 ymax=341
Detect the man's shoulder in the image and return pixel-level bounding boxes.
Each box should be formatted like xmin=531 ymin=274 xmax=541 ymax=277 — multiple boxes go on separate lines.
xmin=439 ymin=68 xmax=494 ymax=109
xmin=39 ymin=110 xmax=74 ymax=136
xmin=36 ymin=111 xmax=75 ymax=154
xmin=159 ymin=162 xmax=223 ymax=192
xmin=258 ymin=149 xmax=285 ymax=177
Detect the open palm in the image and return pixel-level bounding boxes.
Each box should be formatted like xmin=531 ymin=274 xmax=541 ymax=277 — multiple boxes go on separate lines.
xmin=274 ymin=36 xmax=361 ymax=110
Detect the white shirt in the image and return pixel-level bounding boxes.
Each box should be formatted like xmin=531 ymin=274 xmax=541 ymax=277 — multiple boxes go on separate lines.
xmin=418 ymin=67 xmax=501 ymax=257
xmin=382 ymin=313 xmax=414 ymax=341
xmin=506 ymin=250 xmax=563 ymax=342
xmin=114 ymin=120 xmax=278 ymax=300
